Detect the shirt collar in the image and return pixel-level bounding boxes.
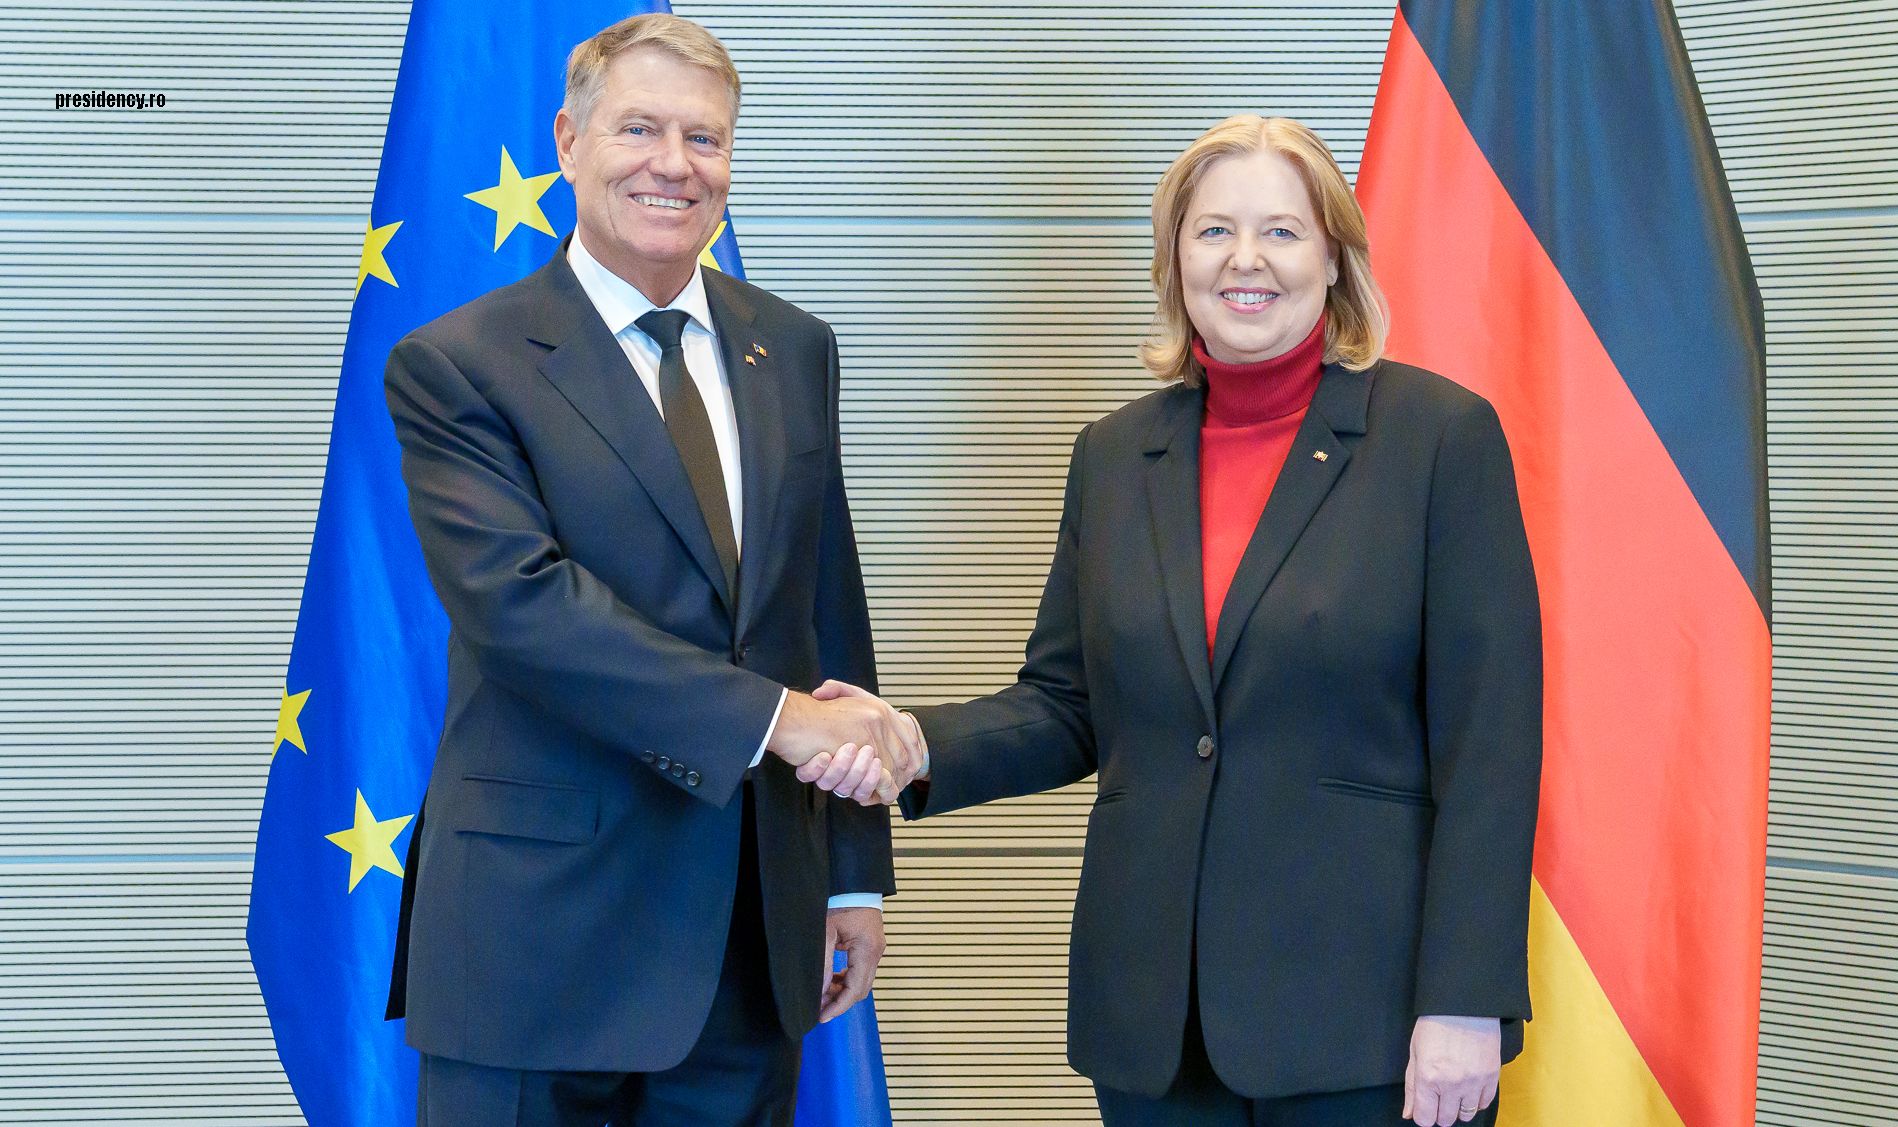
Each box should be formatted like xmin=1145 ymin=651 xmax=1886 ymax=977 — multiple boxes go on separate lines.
xmin=567 ymin=233 xmax=717 ymax=343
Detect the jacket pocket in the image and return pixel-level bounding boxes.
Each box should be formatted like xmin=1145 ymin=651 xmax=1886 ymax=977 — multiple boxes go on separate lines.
xmin=454 ymin=774 xmax=599 ymax=844
xmin=1317 ymin=777 xmax=1435 ymax=809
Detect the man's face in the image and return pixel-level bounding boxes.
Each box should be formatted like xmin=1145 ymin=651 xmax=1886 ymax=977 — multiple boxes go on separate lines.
xmin=555 ymin=47 xmax=734 ymax=304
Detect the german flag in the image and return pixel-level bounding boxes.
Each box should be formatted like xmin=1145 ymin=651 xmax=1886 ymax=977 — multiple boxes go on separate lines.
xmin=1356 ymin=4 xmax=1770 ymax=1125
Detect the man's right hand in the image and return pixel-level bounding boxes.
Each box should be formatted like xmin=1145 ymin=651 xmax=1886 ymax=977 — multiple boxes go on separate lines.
xmin=767 ymin=680 xmax=923 ymax=803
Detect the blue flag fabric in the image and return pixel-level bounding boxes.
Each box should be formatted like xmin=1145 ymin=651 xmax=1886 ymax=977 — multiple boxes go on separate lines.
xmin=245 ymin=2 xmax=891 ymax=1122
xmin=797 ymin=953 xmax=895 ymax=1125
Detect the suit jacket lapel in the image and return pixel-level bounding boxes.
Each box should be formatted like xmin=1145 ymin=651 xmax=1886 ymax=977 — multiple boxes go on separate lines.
xmin=1209 ymin=362 xmax=1374 ymax=689
xmin=705 ymin=269 xmax=785 ymax=641
xmin=529 ymin=248 xmax=735 ymax=615
xmin=1143 ymin=385 xmax=1218 ymax=734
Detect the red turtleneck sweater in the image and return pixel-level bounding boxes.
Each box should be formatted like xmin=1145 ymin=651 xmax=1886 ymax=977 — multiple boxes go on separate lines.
xmin=1196 ymin=317 xmax=1326 ymax=657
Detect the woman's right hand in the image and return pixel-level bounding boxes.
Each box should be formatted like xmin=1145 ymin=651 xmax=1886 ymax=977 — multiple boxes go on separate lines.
xmin=798 ymin=742 xmax=896 ymax=805
xmin=798 ymin=722 xmax=926 ymax=803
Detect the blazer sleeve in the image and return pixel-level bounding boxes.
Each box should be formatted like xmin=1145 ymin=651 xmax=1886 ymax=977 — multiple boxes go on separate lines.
xmin=384 ymin=332 xmax=784 ymax=807
xmin=809 ymin=326 xmax=896 ymax=897
xmin=901 ymin=425 xmax=1098 ymax=819
xmin=1412 ymin=396 xmax=1544 ymax=1022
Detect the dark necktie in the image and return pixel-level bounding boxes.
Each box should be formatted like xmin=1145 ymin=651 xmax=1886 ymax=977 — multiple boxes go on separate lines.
xmin=634 ymin=309 xmax=739 ymax=599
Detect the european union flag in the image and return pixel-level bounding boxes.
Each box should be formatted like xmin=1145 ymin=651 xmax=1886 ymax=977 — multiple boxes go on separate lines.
xmin=245 ymin=1 xmax=890 ymax=1122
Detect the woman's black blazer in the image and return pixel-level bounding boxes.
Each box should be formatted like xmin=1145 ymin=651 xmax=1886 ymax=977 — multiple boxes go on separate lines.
xmin=904 ymin=359 xmax=1543 ymax=1100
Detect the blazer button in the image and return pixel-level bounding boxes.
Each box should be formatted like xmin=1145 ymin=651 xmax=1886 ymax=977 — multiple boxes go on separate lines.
xmin=1196 ymin=735 xmax=1215 ymax=760
xmin=686 ymin=770 xmax=701 ymax=787
xmin=671 ymin=763 xmax=685 ymax=778
xmin=656 ymin=755 xmax=671 ymax=771
xmin=641 ymin=750 xmax=656 ymax=764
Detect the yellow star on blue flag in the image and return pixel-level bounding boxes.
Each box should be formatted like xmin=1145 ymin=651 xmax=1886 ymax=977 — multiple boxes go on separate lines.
xmin=357 ymin=219 xmax=402 ymax=295
xmin=324 ymin=790 xmax=414 ymax=893
xmin=465 ymin=146 xmax=562 ymax=251
xmin=274 ymin=688 xmax=311 ymax=757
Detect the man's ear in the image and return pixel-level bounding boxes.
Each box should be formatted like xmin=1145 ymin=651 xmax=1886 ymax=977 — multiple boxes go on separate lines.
xmin=553 ymin=108 xmax=578 ymax=182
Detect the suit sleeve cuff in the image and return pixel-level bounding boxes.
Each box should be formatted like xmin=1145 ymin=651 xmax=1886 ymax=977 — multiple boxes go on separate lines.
xmin=751 ymin=688 xmax=788 ymax=769
xmin=899 ymin=708 xmax=930 ymax=780
xmin=827 ymin=893 xmax=884 ymax=911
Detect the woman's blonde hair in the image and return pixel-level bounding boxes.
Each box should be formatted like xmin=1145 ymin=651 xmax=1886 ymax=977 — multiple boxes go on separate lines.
xmin=564 ymin=13 xmax=742 ymax=129
xmin=1142 ymin=115 xmax=1387 ymax=385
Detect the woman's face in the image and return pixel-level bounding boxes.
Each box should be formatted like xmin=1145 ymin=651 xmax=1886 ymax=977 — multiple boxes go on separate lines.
xmin=1178 ymin=149 xmax=1338 ymax=365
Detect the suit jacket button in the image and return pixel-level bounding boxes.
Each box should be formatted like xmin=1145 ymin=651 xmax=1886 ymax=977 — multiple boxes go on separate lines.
xmin=656 ymin=755 xmax=671 ymax=771
xmin=1196 ymin=735 xmax=1215 ymax=760
xmin=686 ymin=770 xmax=701 ymax=787
xmin=641 ymin=750 xmax=656 ymax=764
xmin=671 ymin=763 xmax=685 ymax=778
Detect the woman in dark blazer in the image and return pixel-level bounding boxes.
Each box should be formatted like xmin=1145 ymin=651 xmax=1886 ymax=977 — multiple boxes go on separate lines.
xmin=804 ymin=116 xmax=1542 ymax=1127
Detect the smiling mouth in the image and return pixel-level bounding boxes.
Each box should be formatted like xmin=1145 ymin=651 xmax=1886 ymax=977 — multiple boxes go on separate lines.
xmin=1220 ymin=289 xmax=1279 ymax=308
xmin=632 ymin=194 xmax=693 ymax=211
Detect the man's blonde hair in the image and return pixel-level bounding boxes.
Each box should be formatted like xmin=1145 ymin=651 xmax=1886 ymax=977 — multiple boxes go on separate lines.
xmin=564 ymin=13 xmax=742 ymax=129
xmin=1142 ymin=115 xmax=1388 ymax=386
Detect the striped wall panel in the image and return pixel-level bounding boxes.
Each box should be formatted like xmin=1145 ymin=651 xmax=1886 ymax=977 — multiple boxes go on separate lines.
xmin=1758 ymin=868 xmax=1898 ymax=1125
xmin=1680 ymin=0 xmax=1898 ymax=211
xmin=0 ymin=0 xmax=1891 ymax=1121
xmin=0 ymin=862 xmax=300 ymax=1121
xmin=1749 ymin=213 xmax=1898 ymax=875
xmin=0 ymin=3 xmax=401 ymax=1120
xmin=0 ymin=220 xmax=355 ymax=858
xmin=0 ymin=1 xmax=406 ymax=213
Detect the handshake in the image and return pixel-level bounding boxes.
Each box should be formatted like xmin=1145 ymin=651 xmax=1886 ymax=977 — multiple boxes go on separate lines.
xmin=766 ymin=680 xmax=928 ymax=805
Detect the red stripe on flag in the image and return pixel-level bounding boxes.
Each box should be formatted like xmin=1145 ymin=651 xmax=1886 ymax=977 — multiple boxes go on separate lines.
xmin=1358 ymin=11 xmax=1770 ymax=1127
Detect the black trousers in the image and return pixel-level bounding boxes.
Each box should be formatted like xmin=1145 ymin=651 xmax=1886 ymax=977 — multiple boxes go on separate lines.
xmin=417 ymin=784 xmax=800 ymax=1127
xmin=1096 ymin=988 xmax=1500 ymax=1127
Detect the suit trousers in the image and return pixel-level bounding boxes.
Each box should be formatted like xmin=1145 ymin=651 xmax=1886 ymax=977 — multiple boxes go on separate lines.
xmin=416 ymin=784 xmax=801 ymax=1127
xmin=1095 ymin=983 xmax=1500 ymax=1127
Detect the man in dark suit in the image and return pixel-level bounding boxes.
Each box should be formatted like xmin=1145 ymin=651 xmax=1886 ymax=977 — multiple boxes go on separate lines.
xmin=382 ymin=13 xmax=921 ymax=1125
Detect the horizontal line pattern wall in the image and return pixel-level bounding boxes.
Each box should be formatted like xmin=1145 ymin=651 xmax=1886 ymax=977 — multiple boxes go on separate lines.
xmin=0 ymin=2 xmax=407 ymax=214
xmin=1760 ymin=868 xmax=1898 ymax=1125
xmin=736 ymin=222 xmax=1152 ymax=709
xmin=0 ymin=1 xmax=399 ymax=1118
xmin=0 ymin=0 xmax=1888 ymax=1122
xmin=1753 ymin=214 xmax=1898 ymax=875
xmin=876 ymin=856 xmax=1094 ymax=1122
xmin=1681 ymin=0 xmax=1898 ymax=211
xmin=0 ymin=862 xmax=301 ymax=1122
xmin=711 ymin=3 xmax=1391 ymax=219
xmin=0 ymin=220 xmax=355 ymax=859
